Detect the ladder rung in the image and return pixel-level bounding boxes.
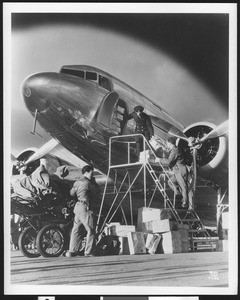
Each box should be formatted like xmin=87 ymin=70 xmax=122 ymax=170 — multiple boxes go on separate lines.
xmin=188 ymin=229 xmax=207 ymax=233
xmin=192 ymin=239 xmax=217 ymax=243
xmin=182 ymin=219 xmax=200 ymax=222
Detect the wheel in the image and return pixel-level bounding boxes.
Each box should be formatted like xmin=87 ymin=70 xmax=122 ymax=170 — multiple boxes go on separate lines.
xmin=18 ymin=226 xmax=41 ymax=258
xmin=36 ymin=225 xmax=66 ymax=257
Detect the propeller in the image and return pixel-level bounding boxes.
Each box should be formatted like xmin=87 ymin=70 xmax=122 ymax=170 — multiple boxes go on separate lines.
xmin=199 ymin=120 xmax=228 ymax=143
xmin=24 ymin=138 xmax=59 ymax=165
xmin=151 ymin=116 xmax=189 ymax=142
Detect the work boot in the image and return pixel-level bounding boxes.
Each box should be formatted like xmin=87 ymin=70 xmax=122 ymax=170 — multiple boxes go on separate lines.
xmin=63 ymin=251 xmax=78 ymax=257
xmin=181 ymin=201 xmax=188 ymax=209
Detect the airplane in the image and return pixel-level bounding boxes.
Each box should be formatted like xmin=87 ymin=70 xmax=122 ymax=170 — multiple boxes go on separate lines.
xmin=13 ymin=65 xmax=229 ymax=227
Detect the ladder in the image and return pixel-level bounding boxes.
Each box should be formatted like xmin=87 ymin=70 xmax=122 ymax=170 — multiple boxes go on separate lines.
xmin=97 ymin=134 xmax=218 ymax=251
xmin=145 ymin=162 xmax=182 ymax=223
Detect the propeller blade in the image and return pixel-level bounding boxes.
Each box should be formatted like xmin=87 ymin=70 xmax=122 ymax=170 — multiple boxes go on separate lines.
xmin=192 ymin=148 xmax=197 ymax=195
xmin=11 ymin=154 xmax=17 ymax=163
xmin=200 ymin=120 xmax=228 ymax=143
xmin=25 ymin=138 xmax=59 ymax=165
xmin=151 ymin=116 xmax=189 ymax=142
xmin=168 ymin=130 xmax=189 ymax=142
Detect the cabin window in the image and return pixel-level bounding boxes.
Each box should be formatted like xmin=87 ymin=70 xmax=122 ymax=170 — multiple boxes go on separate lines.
xmin=60 ymin=68 xmax=85 ymax=78
xmin=86 ymin=71 xmax=97 ymax=81
xmin=99 ymin=75 xmax=112 ymax=91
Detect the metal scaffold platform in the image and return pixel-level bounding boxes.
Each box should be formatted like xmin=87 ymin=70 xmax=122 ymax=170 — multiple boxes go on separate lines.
xmin=96 ymin=134 xmax=219 ymax=251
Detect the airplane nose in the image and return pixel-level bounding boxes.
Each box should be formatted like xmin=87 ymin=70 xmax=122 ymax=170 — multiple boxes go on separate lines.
xmin=22 ymin=73 xmax=61 ymax=113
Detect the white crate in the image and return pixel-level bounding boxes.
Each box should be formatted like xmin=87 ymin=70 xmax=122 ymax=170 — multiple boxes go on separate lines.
xmin=106 ymin=224 xmax=136 ymax=237
xmin=222 ymin=212 xmax=229 ymax=229
xmin=137 ymin=207 xmax=171 ymax=230
xmin=151 ymin=219 xmax=179 ymax=233
xmin=118 ymin=236 xmax=130 ymax=255
xmin=161 ymin=231 xmax=182 ymax=254
xmin=139 ymin=150 xmax=155 ymax=163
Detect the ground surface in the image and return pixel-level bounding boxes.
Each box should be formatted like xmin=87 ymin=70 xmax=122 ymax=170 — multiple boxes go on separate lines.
xmin=7 ymin=249 xmax=229 ymax=295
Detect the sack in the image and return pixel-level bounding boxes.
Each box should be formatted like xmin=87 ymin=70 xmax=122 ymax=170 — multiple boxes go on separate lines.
xmin=145 ymin=233 xmax=162 ymax=254
xmin=93 ymin=235 xmax=120 ymax=256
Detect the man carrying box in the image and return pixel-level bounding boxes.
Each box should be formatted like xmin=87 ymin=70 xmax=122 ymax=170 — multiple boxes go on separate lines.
xmin=156 ymin=137 xmax=189 ymax=208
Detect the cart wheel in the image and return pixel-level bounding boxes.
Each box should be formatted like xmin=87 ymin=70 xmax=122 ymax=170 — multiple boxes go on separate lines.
xmin=18 ymin=227 xmax=41 ymax=258
xmin=36 ymin=225 xmax=66 ymax=257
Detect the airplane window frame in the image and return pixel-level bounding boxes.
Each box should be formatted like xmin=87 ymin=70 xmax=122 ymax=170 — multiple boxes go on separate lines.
xmin=60 ymin=68 xmax=85 ymax=79
xmin=86 ymin=71 xmax=97 ymax=81
xmin=99 ymin=75 xmax=112 ymax=92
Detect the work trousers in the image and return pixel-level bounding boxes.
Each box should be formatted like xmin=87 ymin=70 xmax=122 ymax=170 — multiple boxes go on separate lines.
xmin=69 ymin=201 xmax=95 ymax=255
xmin=168 ymin=164 xmax=188 ymax=205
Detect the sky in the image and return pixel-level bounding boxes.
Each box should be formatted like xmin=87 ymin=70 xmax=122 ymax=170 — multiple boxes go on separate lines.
xmin=6 ymin=4 xmax=234 ymax=157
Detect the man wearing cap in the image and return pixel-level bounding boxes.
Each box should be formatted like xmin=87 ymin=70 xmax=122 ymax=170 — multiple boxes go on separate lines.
xmin=128 ymin=105 xmax=154 ymax=158
xmin=157 ymin=137 xmax=189 ymax=208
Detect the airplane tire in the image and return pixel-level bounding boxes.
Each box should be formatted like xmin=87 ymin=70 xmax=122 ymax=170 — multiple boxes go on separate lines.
xmin=18 ymin=226 xmax=41 ymax=258
xmin=36 ymin=224 xmax=66 ymax=258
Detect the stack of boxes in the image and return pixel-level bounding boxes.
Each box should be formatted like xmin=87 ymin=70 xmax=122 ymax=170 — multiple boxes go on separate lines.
xmin=103 ymin=207 xmax=190 ymax=255
xmin=104 ymin=222 xmax=145 ymax=255
xmin=137 ymin=207 xmax=189 ymax=254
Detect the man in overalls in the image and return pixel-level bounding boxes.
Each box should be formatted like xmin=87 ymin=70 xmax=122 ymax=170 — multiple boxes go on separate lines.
xmin=157 ymin=137 xmax=189 ymax=208
xmin=65 ymin=165 xmax=96 ymax=257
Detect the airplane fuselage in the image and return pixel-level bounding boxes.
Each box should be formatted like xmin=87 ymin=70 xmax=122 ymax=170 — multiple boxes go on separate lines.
xmin=22 ymin=65 xmax=228 ymax=187
xmin=22 ymin=65 xmax=184 ymax=174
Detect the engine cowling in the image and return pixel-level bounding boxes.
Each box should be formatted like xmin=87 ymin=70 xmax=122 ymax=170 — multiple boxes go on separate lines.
xmin=12 ymin=148 xmax=64 ymax=176
xmin=178 ymin=122 xmax=228 ymax=188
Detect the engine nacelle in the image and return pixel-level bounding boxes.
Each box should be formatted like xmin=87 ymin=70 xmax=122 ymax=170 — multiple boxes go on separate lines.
xmin=178 ymin=122 xmax=228 ymax=188
xmin=12 ymin=148 xmax=114 ymax=188
xmin=12 ymin=148 xmax=65 ymax=176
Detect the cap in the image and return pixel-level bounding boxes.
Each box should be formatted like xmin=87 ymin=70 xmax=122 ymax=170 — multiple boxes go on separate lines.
xmin=134 ymin=105 xmax=144 ymax=112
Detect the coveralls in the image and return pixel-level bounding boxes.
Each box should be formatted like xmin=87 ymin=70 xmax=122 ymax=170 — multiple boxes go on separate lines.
xmin=69 ymin=176 xmax=95 ymax=255
xmin=128 ymin=111 xmax=154 ymax=157
xmin=159 ymin=146 xmax=189 ymax=206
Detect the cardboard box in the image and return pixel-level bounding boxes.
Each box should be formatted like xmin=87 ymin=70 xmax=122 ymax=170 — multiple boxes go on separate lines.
xmin=161 ymin=231 xmax=182 ymax=254
xmin=137 ymin=207 xmax=171 ymax=231
xmin=178 ymin=228 xmax=189 ymax=243
xmin=127 ymin=232 xmax=147 ymax=255
xmin=139 ymin=150 xmax=155 ymax=163
xmin=151 ymin=219 xmax=178 ymax=233
xmin=222 ymin=212 xmax=229 ymax=229
xmin=107 ymin=224 xmax=136 ymax=237
xmin=118 ymin=236 xmax=130 ymax=255
xmin=181 ymin=241 xmax=189 ymax=253
xmin=139 ymin=221 xmax=153 ymax=233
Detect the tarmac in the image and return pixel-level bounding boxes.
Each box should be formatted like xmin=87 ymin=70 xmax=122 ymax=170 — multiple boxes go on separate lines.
xmin=7 ymin=249 xmax=230 ymax=295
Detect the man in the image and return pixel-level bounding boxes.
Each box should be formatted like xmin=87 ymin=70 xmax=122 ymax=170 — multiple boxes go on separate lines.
xmin=128 ymin=105 xmax=154 ymax=158
xmin=65 ymin=164 xmax=96 ymax=257
xmin=157 ymin=137 xmax=189 ymax=208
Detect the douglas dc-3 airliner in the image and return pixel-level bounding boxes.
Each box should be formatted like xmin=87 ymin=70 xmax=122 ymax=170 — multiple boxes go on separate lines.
xmin=13 ymin=65 xmax=228 ymax=208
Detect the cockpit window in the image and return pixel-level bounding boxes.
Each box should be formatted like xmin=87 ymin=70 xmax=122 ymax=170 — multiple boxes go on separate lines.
xmin=60 ymin=68 xmax=85 ymax=78
xmin=99 ymin=75 xmax=112 ymax=91
xmin=86 ymin=71 xmax=97 ymax=81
